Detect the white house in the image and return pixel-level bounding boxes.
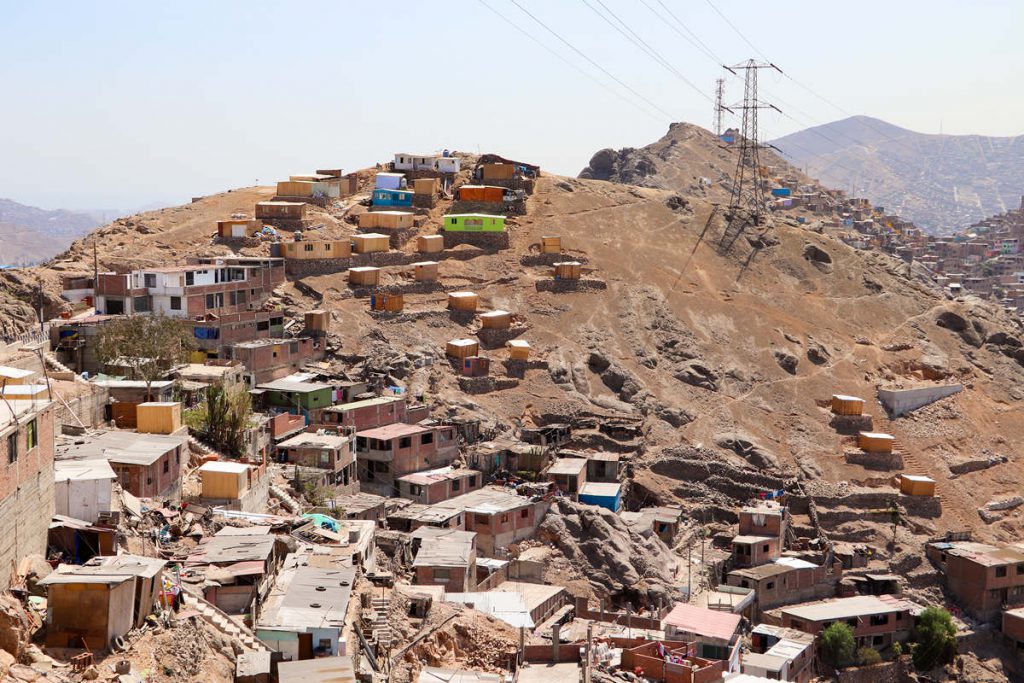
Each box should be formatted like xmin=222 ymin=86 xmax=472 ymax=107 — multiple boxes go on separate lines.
xmin=434 ymin=157 xmax=461 ymax=174
xmin=393 ymin=153 xmax=436 ymax=171
xmin=54 ymin=458 xmax=116 ymax=524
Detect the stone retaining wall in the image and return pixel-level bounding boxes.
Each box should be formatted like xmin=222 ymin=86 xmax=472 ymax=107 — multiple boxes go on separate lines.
xmin=477 ymin=326 xmax=529 ymax=349
xmin=442 ymin=230 xmax=510 ymax=251
xmin=829 ymin=414 xmax=874 ymax=434
xmin=520 ymin=253 xmax=590 ymax=267
xmin=535 ymin=278 xmax=608 ymax=293
xmin=844 ymin=449 xmax=904 ymax=470
xmin=457 ymin=376 xmax=521 ymax=394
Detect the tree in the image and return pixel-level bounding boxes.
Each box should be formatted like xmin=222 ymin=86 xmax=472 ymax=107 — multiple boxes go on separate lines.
xmin=857 ymin=646 xmax=882 ymax=666
xmin=912 ymin=607 xmax=957 ymax=670
xmin=820 ymin=622 xmax=856 ymax=669
xmin=94 ymin=314 xmax=196 ymax=400
xmin=185 ymin=384 xmax=253 ymax=457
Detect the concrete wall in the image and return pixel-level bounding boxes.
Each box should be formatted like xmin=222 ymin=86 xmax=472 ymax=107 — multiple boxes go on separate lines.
xmin=877 ymin=384 xmax=962 ymax=417
xmin=55 ymin=476 xmax=113 ymax=524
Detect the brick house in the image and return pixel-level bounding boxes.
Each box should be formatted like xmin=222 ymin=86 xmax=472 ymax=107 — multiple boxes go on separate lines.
xmin=275 ymin=432 xmax=356 ymax=487
xmin=927 ymin=539 xmax=1024 ymax=621
xmin=56 ymin=430 xmax=188 ymax=500
xmin=778 ymin=595 xmax=913 ymax=650
xmin=0 ymin=400 xmax=57 ymax=591
xmin=396 ymin=467 xmax=482 ymax=504
xmin=355 ymin=423 xmax=458 ymax=496
xmin=411 ymin=528 xmax=477 ymax=592
xmin=727 ymin=557 xmax=840 ymax=614
xmin=230 ymin=337 xmax=324 ymax=387
xmin=317 ymin=396 xmax=408 ymax=432
xmin=430 ymin=488 xmax=547 ymax=557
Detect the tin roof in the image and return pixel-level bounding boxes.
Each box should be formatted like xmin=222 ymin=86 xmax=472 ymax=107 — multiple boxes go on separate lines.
xmin=579 ymin=482 xmax=621 ymax=497
xmin=277 ymin=657 xmax=355 ymax=683
xmin=277 ymin=432 xmax=350 ymax=449
xmin=199 ymin=461 xmax=251 ymax=474
xmin=256 ymin=379 xmax=332 ymax=393
xmin=398 ymin=466 xmax=479 ymax=486
xmin=780 ymin=595 xmax=912 ymax=622
xmin=54 ymin=458 xmax=116 ymax=482
xmin=357 ymin=423 xmax=427 ymax=440
xmin=663 ymin=602 xmax=741 ymax=642
xmin=548 ymin=458 xmax=586 ymax=476
xmin=257 ymin=559 xmax=355 ymax=632
xmin=56 ymin=430 xmax=186 ymax=467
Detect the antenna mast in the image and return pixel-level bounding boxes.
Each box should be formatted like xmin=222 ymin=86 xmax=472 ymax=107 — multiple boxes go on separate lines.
xmin=713 ymin=77 xmax=725 ymax=136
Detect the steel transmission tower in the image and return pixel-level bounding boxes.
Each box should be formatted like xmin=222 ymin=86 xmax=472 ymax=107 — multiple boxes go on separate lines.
xmin=720 ymin=59 xmax=782 ymax=251
xmin=713 ymin=78 xmax=725 ymax=136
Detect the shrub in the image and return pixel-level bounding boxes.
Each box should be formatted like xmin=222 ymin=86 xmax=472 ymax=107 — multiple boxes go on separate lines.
xmin=857 ymin=647 xmax=882 ymax=666
xmin=912 ymin=607 xmax=957 ymax=670
xmin=820 ymin=622 xmax=856 ymax=669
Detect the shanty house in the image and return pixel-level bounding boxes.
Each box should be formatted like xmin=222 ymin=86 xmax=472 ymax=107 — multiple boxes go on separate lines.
xmin=393 ymin=153 xmax=436 ymax=171
xmin=430 ymin=488 xmax=547 ymax=556
xmin=578 ymin=482 xmax=622 ymax=512
xmin=411 ymin=528 xmax=477 ymax=592
xmin=372 ymin=188 xmax=414 ymax=208
xmin=662 ymin=602 xmax=742 ymax=670
xmin=55 ymin=430 xmax=188 ymax=500
xmin=198 ymin=460 xmax=269 ymax=513
xmin=443 ymin=214 xmax=505 ymax=232
xmin=744 ymin=624 xmax=815 ymax=683
xmin=185 ymin=528 xmax=280 ymax=615
xmin=727 ymin=557 xmax=839 ymax=613
xmin=355 ymin=423 xmax=458 ymax=496
xmin=54 ymin=458 xmax=115 ymax=524
xmin=275 ymin=432 xmax=356 ymax=487
xmin=397 ymin=466 xmax=482 ymax=504
xmin=546 ymin=457 xmax=587 ymax=494
xmin=256 ymin=555 xmax=356 ymax=660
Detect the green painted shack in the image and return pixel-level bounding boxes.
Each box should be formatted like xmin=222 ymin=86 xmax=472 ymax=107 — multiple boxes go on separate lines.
xmin=256 ymin=379 xmax=334 ymax=411
xmin=443 ymin=214 xmax=506 ymax=232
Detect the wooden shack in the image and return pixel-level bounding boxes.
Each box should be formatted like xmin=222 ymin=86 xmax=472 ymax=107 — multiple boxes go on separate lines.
xmin=283 ymin=239 xmax=351 ymax=260
xmin=479 ymin=310 xmax=511 ymax=329
xmin=414 ymin=178 xmax=439 ymax=196
xmin=541 ymin=236 xmax=562 ymax=254
xmin=462 ymin=356 xmax=490 ymax=378
xmin=831 ymin=394 xmax=865 ymax=416
xmin=554 ymin=262 xmax=582 ymax=280
xmin=359 ymin=211 xmax=415 ymax=230
xmin=507 ymin=340 xmax=531 ymax=361
xmin=352 ymin=233 xmax=390 ymax=254
xmin=413 ymin=261 xmax=439 ymax=282
xmin=304 ymin=309 xmax=329 ymax=332
xmin=418 ymin=235 xmax=444 ymax=254
xmin=481 ymin=163 xmax=515 ymax=180
xmin=457 ymin=185 xmax=504 ymax=202
xmin=199 ymin=461 xmax=251 ymax=500
xmin=858 ymin=431 xmax=895 ymax=454
xmin=349 ymin=267 xmax=381 ymax=287
xmin=217 ymin=219 xmax=261 ymax=239
xmin=899 ymin=474 xmax=936 ymax=497
xmin=448 ymin=292 xmax=479 ymax=312
xmin=135 ymin=402 xmax=181 ymax=435
xmin=446 ymin=338 xmax=480 ymax=360
xmin=255 ymin=201 xmax=305 ymax=221
xmin=370 ymin=293 xmax=404 ymax=313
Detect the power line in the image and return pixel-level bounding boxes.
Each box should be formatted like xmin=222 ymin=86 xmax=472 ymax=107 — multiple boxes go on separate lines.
xmin=704 ymin=0 xmax=770 ymax=62
xmin=580 ymin=0 xmax=714 ymax=104
xmin=507 ymin=0 xmax=676 ymax=119
xmin=640 ymin=0 xmax=725 ymax=66
xmin=476 ymin=0 xmax=665 ymax=122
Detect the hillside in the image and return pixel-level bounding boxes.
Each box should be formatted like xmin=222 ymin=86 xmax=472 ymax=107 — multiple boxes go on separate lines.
xmin=0 ymin=198 xmax=103 ymax=266
xmin=772 ymin=115 xmax=1024 ymax=234
xmin=5 ymin=128 xmax=1024 ymax=557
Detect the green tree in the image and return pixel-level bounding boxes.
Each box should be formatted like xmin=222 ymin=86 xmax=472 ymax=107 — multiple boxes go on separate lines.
xmin=185 ymin=384 xmax=253 ymax=457
xmin=820 ymin=622 xmax=856 ymax=669
xmin=857 ymin=646 xmax=882 ymax=666
xmin=94 ymin=314 xmax=196 ymax=400
xmin=912 ymin=607 xmax=957 ymax=670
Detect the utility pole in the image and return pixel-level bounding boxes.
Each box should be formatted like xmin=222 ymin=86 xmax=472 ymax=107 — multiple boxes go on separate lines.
xmin=713 ymin=77 xmax=726 ymax=137
xmin=720 ymin=59 xmax=782 ymax=252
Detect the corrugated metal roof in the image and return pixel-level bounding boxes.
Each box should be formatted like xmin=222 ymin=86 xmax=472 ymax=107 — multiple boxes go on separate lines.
xmin=663 ymin=603 xmax=741 ymax=642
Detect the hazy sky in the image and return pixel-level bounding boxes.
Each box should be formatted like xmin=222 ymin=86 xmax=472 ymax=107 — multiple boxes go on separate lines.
xmin=2 ymin=1 xmax=1020 ymax=210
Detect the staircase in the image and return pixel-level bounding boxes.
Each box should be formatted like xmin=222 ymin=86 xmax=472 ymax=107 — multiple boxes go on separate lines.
xmin=269 ymin=484 xmax=304 ymax=514
xmin=181 ymin=591 xmax=270 ymax=653
xmin=43 ymin=352 xmax=74 ymax=375
xmin=370 ymin=597 xmax=393 ymax=650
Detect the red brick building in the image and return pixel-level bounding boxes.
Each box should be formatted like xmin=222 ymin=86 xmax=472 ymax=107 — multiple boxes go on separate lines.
xmin=396 ymin=467 xmax=482 ymax=504
xmin=56 ymin=430 xmax=189 ymax=500
xmin=355 ymin=423 xmax=458 ymax=496
xmin=274 ymin=432 xmax=355 ymax=487
xmin=430 ymin=488 xmax=547 ymax=557
xmin=230 ymin=337 xmax=324 ymax=386
xmin=927 ymin=539 xmax=1024 ymax=621
xmin=778 ymin=595 xmax=913 ymax=650
xmin=411 ymin=528 xmax=477 ymax=592
xmin=317 ymin=396 xmax=408 ymax=433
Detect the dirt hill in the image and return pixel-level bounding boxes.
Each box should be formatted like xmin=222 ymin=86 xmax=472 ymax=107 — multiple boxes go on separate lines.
xmin=772 ymin=115 xmax=1024 ymax=234
xmin=5 ymin=128 xmax=1024 ymax=558
xmin=0 ymin=198 xmax=102 ymax=266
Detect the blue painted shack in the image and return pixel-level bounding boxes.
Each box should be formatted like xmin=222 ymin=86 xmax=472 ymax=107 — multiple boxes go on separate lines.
xmin=372 ymin=188 xmax=414 ymax=208
xmin=578 ymin=482 xmax=622 ymax=512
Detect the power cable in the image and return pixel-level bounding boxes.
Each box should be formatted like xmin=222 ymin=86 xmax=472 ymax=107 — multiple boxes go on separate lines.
xmin=507 ymin=0 xmax=676 ymax=119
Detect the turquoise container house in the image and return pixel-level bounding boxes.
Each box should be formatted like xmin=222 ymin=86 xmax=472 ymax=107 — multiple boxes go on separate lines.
xmin=372 ymin=188 xmax=414 ymax=208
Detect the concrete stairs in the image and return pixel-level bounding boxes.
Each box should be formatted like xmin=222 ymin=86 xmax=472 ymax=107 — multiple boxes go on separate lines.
xmin=370 ymin=597 xmax=392 ymax=650
xmin=181 ymin=591 xmax=270 ymax=654
xmin=269 ymin=484 xmax=304 ymax=514
xmin=42 ymin=352 xmax=74 ymax=375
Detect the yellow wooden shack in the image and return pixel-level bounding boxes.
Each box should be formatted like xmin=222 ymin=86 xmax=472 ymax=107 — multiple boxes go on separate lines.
xmin=370 ymin=293 xmax=404 ymax=313
xmin=352 ymin=233 xmax=390 ymax=254
xmin=480 ymin=310 xmax=512 ymax=329
xmin=304 ymin=310 xmax=330 ymax=332
xmin=255 ymin=201 xmax=305 ymax=221
xmin=858 ymin=431 xmax=895 ymax=454
xmin=446 ymin=338 xmax=480 ymax=360
xmin=359 ymin=211 xmax=415 ymax=230
xmin=216 ymin=219 xmax=261 ymax=239
xmin=414 ymin=178 xmax=439 ymax=195
xmin=448 ymin=292 xmax=479 ymax=312
xmin=349 ymin=267 xmax=381 ymax=286
xmin=199 ymin=461 xmax=251 ymax=500
xmin=136 ymin=402 xmax=182 ymax=435
xmin=831 ymin=394 xmax=865 ymax=416
xmin=283 ymin=239 xmax=351 ymax=260
xmin=481 ymin=163 xmax=515 ymax=180
xmin=418 ymin=235 xmax=444 ymax=254
xmin=507 ymin=340 xmax=531 ymax=361
xmin=899 ymin=474 xmax=936 ymax=497
xmin=553 ymin=262 xmax=582 ymax=280
xmin=541 ymin=236 xmax=562 ymax=254
xmin=413 ymin=261 xmax=439 ymax=282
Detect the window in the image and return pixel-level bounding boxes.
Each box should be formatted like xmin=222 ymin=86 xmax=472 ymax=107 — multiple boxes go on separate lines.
xmin=766 ymin=581 xmax=775 ymax=590
xmin=997 ymin=567 xmax=1008 ymax=578
xmin=7 ymin=432 xmax=17 ymax=463
xmin=144 ymin=274 xmax=156 ymax=288
xmin=520 ymin=508 xmax=529 ymax=519
xmin=133 ymin=296 xmax=151 ymax=312
xmin=399 ymin=437 xmax=412 ymax=449
xmin=872 ymin=635 xmax=884 ymax=647
xmin=421 ymin=432 xmax=434 ymax=445
xmin=170 ymin=296 xmax=181 ymax=310
xmin=163 ymin=459 xmax=169 ymax=474
xmin=469 ymin=476 xmax=478 ymax=487
xmin=256 ymin=320 xmax=270 ymax=331
xmin=1017 ymin=564 xmax=1024 ymax=575
xmin=185 ymin=271 xmax=195 ymax=286
xmin=790 ymin=620 xmax=804 ymax=630
xmin=452 ymin=479 xmax=461 ymax=492
xmin=304 ymin=244 xmax=314 ymax=252
xmin=25 ymin=420 xmax=37 ymax=451
xmin=474 ymin=514 xmax=489 ymax=526
xmin=434 ymin=568 xmax=450 ymax=581
xmin=206 ymin=294 xmax=214 ymax=309
xmin=409 ymin=484 xmax=422 ymax=496
xmin=869 ymin=614 xmax=888 ymax=626
xmin=895 ymin=612 xmax=903 ymax=621
xmin=763 ymin=544 xmax=770 ymax=553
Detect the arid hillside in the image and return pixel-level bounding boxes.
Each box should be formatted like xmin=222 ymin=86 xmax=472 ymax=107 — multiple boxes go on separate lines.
xmin=5 ymin=129 xmax=1024 ymax=558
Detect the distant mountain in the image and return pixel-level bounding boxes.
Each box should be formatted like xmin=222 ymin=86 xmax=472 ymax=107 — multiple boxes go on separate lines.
xmin=0 ymin=199 xmax=104 ymax=266
xmin=772 ymin=116 xmax=1024 ymax=234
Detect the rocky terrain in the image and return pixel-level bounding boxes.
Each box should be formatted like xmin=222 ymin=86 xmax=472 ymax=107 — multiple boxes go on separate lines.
xmin=772 ymin=115 xmax=1024 ymax=234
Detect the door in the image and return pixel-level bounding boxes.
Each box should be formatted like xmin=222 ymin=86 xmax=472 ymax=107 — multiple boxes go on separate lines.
xmin=298 ymin=632 xmax=313 ymax=660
